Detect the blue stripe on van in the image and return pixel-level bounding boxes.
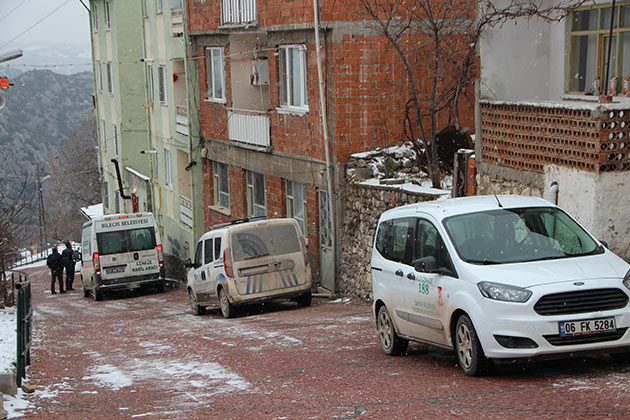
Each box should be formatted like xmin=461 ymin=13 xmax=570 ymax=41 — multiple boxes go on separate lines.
xmin=246 ymin=276 xmax=251 ymax=294
xmin=258 ymin=274 xmax=263 ymax=292
xmin=279 ymin=270 xmax=288 ymax=288
xmin=292 ymin=273 xmax=299 ymax=286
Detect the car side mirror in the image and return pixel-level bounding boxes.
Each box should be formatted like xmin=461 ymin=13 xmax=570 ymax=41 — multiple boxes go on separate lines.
xmin=184 ymin=258 xmax=195 ymax=268
xmin=413 ymin=256 xmax=437 ymax=273
xmin=600 ymin=240 xmax=609 ymax=249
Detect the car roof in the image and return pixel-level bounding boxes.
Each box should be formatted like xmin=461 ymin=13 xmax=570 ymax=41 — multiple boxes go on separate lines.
xmin=199 ymin=218 xmax=298 ymax=241
xmin=381 ymin=195 xmax=554 ymax=221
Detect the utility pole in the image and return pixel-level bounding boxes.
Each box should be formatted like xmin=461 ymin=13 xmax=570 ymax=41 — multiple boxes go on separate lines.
xmin=37 ymin=165 xmax=51 ymax=251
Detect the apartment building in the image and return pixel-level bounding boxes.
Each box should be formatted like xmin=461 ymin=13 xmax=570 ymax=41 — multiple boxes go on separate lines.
xmin=89 ymin=0 xmax=204 ymax=271
xmin=185 ymin=0 xmax=476 ymax=292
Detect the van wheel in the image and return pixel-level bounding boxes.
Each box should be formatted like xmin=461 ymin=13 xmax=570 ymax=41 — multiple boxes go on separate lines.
xmin=219 ymin=288 xmax=235 ymax=319
xmin=81 ymin=280 xmax=89 ymax=298
xmin=455 ymin=314 xmax=487 ymax=376
xmin=155 ymin=282 xmax=165 ymax=293
xmin=376 ymin=305 xmax=408 ymax=356
xmin=92 ymin=286 xmax=103 ymax=301
xmin=610 ymin=349 xmax=630 ymax=363
xmin=189 ymin=289 xmax=206 ymax=315
xmin=295 ymin=292 xmax=312 ymax=308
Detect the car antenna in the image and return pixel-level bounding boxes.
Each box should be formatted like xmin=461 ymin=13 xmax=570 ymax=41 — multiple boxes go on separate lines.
xmin=494 ymin=194 xmax=503 ymax=208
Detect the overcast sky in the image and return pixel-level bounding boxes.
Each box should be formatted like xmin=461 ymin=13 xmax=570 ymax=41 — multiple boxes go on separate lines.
xmin=1 ymin=0 xmax=91 ymax=50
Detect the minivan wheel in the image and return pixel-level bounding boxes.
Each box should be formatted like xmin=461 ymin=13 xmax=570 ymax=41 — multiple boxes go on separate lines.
xmin=295 ymin=291 xmax=312 ymax=308
xmin=455 ymin=314 xmax=487 ymax=376
xmin=81 ymin=280 xmax=89 ymax=298
xmin=219 ymin=288 xmax=235 ymax=318
xmin=189 ymin=289 xmax=206 ymax=315
xmin=376 ymin=305 xmax=408 ymax=356
xmin=92 ymin=287 xmax=103 ymax=302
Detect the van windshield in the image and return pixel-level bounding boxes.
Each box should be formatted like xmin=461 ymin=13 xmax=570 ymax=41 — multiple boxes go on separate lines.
xmin=97 ymin=227 xmax=157 ymax=255
xmin=231 ymin=224 xmax=301 ymax=262
xmin=443 ymin=207 xmax=603 ymax=265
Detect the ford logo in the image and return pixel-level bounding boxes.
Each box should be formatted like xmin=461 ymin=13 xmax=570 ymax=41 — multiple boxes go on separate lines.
xmin=573 ymin=282 xmax=585 ymax=286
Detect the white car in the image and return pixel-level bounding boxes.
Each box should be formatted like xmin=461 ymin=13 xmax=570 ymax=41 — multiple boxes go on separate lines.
xmin=185 ymin=217 xmax=312 ymax=318
xmin=371 ymin=195 xmax=630 ymax=375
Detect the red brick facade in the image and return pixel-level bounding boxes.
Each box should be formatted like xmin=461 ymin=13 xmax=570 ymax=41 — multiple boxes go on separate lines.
xmin=188 ymin=0 xmax=477 ymax=288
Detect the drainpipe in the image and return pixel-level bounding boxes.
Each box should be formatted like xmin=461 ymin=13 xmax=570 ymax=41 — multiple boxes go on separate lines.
xmin=313 ymin=0 xmax=336 ymax=288
xmin=111 ymin=158 xmax=132 ymax=203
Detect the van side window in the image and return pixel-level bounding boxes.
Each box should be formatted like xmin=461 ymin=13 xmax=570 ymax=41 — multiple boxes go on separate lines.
xmin=375 ymin=218 xmax=414 ymax=265
xmin=415 ymin=219 xmax=453 ymax=273
xmin=214 ymin=238 xmax=222 ymax=260
xmin=204 ymin=239 xmax=213 ymax=265
xmin=194 ymin=241 xmax=203 ymax=267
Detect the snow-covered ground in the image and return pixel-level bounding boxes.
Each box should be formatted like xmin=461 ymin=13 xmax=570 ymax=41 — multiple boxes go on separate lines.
xmin=0 ymin=307 xmax=16 ymax=376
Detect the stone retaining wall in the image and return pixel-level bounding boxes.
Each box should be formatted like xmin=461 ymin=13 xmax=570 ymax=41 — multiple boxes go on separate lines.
xmin=337 ymin=183 xmax=441 ymax=299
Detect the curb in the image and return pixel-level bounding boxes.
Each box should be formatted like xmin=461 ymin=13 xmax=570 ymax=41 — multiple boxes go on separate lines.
xmin=0 ymin=370 xmax=16 ymax=396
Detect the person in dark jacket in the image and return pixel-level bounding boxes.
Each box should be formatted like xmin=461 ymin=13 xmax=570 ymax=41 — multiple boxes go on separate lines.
xmin=46 ymin=246 xmax=65 ymax=294
xmin=61 ymin=241 xmax=76 ymax=291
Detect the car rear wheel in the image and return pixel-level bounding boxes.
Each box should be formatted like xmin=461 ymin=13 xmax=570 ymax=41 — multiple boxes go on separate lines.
xmin=189 ymin=289 xmax=205 ymax=315
xmin=455 ymin=314 xmax=487 ymax=376
xmin=92 ymin=287 xmax=103 ymax=301
xmin=81 ymin=279 xmax=89 ymax=298
xmin=376 ymin=305 xmax=408 ymax=356
xmin=295 ymin=291 xmax=312 ymax=308
xmin=610 ymin=348 xmax=630 ymax=363
xmin=219 ymin=288 xmax=235 ymax=318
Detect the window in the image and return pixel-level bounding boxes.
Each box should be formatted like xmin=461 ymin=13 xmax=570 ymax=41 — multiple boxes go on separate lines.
xmin=92 ymin=4 xmax=98 ymax=31
xmin=279 ymin=45 xmax=308 ymax=108
xmin=107 ymin=62 xmax=114 ymax=95
xmin=415 ymin=219 xmax=451 ymax=272
xmin=286 ymin=180 xmax=306 ymax=235
xmin=158 ymin=65 xmax=167 ymax=104
xmin=375 ymin=218 xmax=414 ymax=265
xmin=147 ymin=64 xmax=154 ymax=101
xmin=204 ymin=239 xmax=213 ymax=264
xmin=156 ymin=0 xmax=163 ymax=14
xmin=205 ymin=47 xmax=225 ymax=101
xmin=101 ymin=119 xmax=107 ymax=149
xmin=143 ymin=0 xmax=149 ymax=17
xmin=213 ymin=161 xmax=230 ymax=209
xmin=103 ymin=181 xmax=109 ymax=209
xmin=165 ymin=148 xmax=172 ymax=186
xmin=214 ymin=237 xmax=222 ymax=260
xmin=169 ymin=0 xmax=182 ymax=8
xmin=569 ymin=3 xmax=630 ymax=94
xmin=97 ymin=62 xmax=103 ymax=92
xmin=105 ymin=0 xmax=111 ymax=29
xmin=112 ymin=124 xmax=118 ymax=156
xmin=194 ymin=240 xmax=203 ymax=267
xmin=246 ymin=170 xmax=266 ymax=217
xmin=96 ymin=227 xmax=156 ymax=255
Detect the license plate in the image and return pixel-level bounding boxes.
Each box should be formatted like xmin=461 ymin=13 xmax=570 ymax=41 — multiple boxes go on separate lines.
xmin=105 ymin=266 xmax=126 ymax=275
xmin=559 ymin=317 xmax=616 ymax=336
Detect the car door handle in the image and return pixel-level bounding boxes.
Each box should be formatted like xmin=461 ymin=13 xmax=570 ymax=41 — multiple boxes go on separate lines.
xmin=201 ymin=271 xmax=206 ymax=280
xmin=407 ymin=272 xmax=415 ymax=280
xmin=395 ymin=269 xmax=404 ymax=277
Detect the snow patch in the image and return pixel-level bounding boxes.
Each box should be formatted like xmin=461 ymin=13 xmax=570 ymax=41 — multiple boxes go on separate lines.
xmin=0 ymin=307 xmax=16 ymax=375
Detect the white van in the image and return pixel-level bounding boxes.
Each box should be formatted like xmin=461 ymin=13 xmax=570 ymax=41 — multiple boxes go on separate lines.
xmin=371 ymin=196 xmax=630 ymax=375
xmin=186 ymin=217 xmax=312 ymax=318
xmin=80 ymin=212 xmax=165 ymax=300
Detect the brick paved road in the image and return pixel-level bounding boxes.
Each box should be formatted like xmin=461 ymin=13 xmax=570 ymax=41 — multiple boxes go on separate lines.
xmin=9 ymin=264 xmax=630 ymax=419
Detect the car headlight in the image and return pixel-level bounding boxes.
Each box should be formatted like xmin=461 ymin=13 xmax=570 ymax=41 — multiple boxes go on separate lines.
xmin=623 ymin=269 xmax=630 ymax=292
xmin=478 ymin=281 xmax=532 ymax=303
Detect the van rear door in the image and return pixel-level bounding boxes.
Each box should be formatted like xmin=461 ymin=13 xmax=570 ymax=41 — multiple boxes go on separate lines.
xmin=97 ymin=226 xmax=160 ymax=281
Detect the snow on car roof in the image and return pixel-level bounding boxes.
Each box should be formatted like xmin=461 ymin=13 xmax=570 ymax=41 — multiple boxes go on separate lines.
xmin=381 ymin=195 xmax=552 ymax=221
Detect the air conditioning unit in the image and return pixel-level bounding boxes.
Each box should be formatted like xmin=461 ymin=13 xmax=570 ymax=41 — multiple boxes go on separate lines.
xmin=251 ymin=59 xmax=269 ymax=86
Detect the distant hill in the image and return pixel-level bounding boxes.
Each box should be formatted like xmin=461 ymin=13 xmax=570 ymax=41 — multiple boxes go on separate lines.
xmin=0 ymin=70 xmax=94 ymax=176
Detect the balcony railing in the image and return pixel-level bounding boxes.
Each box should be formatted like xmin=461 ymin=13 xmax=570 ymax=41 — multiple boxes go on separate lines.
xmin=180 ymin=195 xmax=193 ymax=229
xmin=228 ymin=109 xmax=269 ymax=149
xmin=176 ymin=105 xmax=188 ymax=135
xmin=222 ymin=0 xmax=257 ymax=26
xmin=171 ymin=8 xmax=184 ymax=37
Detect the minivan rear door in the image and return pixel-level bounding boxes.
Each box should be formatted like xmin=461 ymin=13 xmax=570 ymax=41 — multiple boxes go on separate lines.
xmin=97 ymin=227 xmax=159 ymax=282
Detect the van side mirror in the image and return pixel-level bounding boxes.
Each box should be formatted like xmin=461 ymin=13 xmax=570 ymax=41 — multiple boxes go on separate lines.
xmin=600 ymin=240 xmax=609 ymax=249
xmin=184 ymin=258 xmax=195 ymax=268
xmin=413 ymin=256 xmax=456 ymax=277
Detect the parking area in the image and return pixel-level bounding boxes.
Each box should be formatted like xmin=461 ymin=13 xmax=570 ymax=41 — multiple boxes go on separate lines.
xmin=4 ymin=264 xmax=630 ymax=419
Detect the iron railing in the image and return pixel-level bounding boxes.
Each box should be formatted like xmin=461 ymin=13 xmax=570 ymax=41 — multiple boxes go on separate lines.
xmin=14 ymin=273 xmax=31 ymax=387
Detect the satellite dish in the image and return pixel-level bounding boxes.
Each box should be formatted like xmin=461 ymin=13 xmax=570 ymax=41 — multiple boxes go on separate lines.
xmin=0 ymin=92 xmax=5 ymax=110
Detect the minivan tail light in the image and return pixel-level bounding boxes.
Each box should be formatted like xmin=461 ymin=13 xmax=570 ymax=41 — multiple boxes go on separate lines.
xmin=156 ymin=244 xmax=164 ymax=266
xmin=299 ymin=236 xmax=309 ymax=266
xmin=93 ymin=252 xmax=101 ymax=275
xmin=224 ymin=247 xmax=234 ymax=278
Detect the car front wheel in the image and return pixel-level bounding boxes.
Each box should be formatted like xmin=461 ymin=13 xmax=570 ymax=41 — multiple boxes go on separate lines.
xmin=455 ymin=314 xmax=487 ymax=376
xmin=189 ymin=289 xmax=205 ymax=315
xmin=376 ymin=305 xmax=408 ymax=356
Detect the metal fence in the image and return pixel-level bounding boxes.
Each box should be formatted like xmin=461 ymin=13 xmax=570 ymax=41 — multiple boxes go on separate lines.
xmin=2 ymin=243 xmax=49 ymax=269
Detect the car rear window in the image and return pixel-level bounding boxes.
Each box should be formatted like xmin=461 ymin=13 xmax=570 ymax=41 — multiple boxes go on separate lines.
xmin=231 ymin=224 xmax=301 ymax=262
xmin=97 ymin=227 xmax=157 ymax=255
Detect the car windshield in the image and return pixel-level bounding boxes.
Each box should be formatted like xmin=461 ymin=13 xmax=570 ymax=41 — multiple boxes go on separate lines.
xmin=443 ymin=206 xmax=603 ymax=265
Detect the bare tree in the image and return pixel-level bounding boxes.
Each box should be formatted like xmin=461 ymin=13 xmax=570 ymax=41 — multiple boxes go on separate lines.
xmin=357 ymin=0 xmax=588 ymax=188
xmin=45 ymin=115 xmax=101 ymax=241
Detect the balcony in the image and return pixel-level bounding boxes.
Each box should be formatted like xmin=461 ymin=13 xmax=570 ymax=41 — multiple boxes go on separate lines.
xmin=171 ymin=8 xmax=184 ymax=37
xmin=176 ymin=105 xmax=188 ymax=135
xmin=228 ymin=109 xmax=270 ymax=149
xmin=222 ymin=0 xmax=257 ymax=26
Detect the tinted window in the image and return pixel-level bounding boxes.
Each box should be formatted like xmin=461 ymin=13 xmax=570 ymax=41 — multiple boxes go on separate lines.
xmin=97 ymin=227 xmax=156 ymax=255
xmin=214 ymin=237 xmax=222 ymax=260
xmin=204 ymin=239 xmax=213 ymax=265
xmin=194 ymin=241 xmax=203 ymax=267
xmin=415 ymin=219 xmax=452 ymax=271
xmin=231 ymin=224 xmax=301 ymax=262
xmin=375 ymin=218 xmax=414 ymax=265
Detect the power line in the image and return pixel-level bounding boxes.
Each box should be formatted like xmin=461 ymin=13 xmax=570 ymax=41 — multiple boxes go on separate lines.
xmin=0 ymin=0 xmax=72 ymax=50
xmin=0 ymin=0 xmax=27 ymax=25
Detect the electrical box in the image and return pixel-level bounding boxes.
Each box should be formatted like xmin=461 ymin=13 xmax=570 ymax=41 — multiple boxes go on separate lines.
xmin=251 ymin=59 xmax=269 ymax=86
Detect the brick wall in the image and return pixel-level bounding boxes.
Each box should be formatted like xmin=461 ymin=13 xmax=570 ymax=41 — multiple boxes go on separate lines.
xmin=481 ymin=101 xmax=630 ymax=174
